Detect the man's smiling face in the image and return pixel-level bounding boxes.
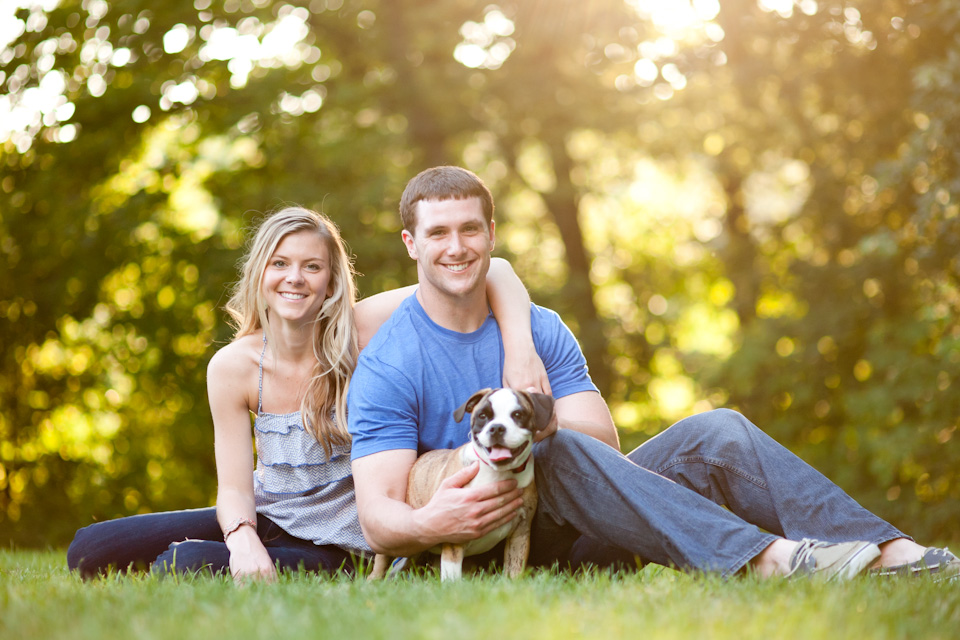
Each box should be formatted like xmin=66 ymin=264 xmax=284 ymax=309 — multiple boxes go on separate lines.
xmin=402 ymin=196 xmax=495 ymax=302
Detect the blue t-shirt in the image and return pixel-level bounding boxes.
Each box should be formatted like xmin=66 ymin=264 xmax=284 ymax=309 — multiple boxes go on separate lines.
xmin=348 ymin=294 xmax=598 ymax=460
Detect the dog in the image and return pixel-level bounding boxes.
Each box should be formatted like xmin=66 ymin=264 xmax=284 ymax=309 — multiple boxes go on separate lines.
xmin=369 ymin=388 xmax=555 ymax=581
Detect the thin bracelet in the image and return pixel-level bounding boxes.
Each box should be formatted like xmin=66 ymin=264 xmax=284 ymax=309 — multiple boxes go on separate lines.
xmin=222 ymin=516 xmax=257 ymax=541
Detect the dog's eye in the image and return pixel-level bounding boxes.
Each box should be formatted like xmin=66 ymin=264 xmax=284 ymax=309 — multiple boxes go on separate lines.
xmin=477 ymin=410 xmax=491 ymax=423
xmin=511 ymin=410 xmax=523 ymax=421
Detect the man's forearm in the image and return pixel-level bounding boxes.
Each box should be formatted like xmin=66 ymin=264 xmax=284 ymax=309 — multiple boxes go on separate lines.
xmin=354 ymin=452 xmax=524 ymax=556
xmin=359 ymin=496 xmax=443 ymax=557
xmin=554 ymin=391 xmax=621 ymax=451
xmin=557 ymin=419 xmax=621 ymax=450
xmin=353 ymin=450 xmax=439 ymax=556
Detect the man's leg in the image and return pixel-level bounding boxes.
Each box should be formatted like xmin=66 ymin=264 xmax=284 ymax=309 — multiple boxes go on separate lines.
xmin=532 ymin=429 xmax=778 ymax=577
xmin=624 ymin=409 xmax=907 ymax=546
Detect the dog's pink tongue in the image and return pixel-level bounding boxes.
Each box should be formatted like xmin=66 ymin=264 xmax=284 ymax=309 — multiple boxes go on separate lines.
xmin=488 ymin=447 xmax=513 ymax=462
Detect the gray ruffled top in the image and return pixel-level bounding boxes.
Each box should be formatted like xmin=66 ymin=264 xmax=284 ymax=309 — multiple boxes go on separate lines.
xmin=252 ymin=337 xmax=369 ymax=555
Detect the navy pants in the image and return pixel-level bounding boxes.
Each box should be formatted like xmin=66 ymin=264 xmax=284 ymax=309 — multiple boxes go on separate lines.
xmin=67 ymin=507 xmax=356 ymax=579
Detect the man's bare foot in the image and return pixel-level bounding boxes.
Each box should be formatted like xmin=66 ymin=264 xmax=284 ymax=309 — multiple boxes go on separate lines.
xmin=750 ymin=539 xmax=798 ymax=577
xmin=876 ymin=538 xmax=926 ymax=568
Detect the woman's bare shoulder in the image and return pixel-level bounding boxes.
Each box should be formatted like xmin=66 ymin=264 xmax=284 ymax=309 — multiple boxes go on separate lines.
xmin=207 ymin=333 xmax=263 ymax=377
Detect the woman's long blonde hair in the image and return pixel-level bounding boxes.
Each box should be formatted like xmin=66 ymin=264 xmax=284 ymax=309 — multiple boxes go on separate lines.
xmin=225 ymin=206 xmax=358 ymax=454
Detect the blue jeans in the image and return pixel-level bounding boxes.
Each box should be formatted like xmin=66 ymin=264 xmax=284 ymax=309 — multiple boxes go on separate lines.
xmin=67 ymin=507 xmax=357 ymax=579
xmin=530 ymin=409 xmax=907 ymax=577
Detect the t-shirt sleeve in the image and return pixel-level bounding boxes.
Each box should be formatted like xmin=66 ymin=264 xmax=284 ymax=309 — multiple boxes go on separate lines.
xmin=347 ymin=354 xmax=420 ymax=460
xmin=532 ymin=304 xmax=600 ymax=399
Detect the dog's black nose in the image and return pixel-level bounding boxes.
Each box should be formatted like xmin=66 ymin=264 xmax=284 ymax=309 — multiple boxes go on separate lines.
xmin=489 ymin=424 xmax=506 ymax=438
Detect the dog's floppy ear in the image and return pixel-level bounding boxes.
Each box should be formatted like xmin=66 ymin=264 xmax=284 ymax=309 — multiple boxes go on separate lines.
xmin=454 ymin=388 xmax=494 ymax=422
xmin=526 ymin=392 xmax=556 ymax=432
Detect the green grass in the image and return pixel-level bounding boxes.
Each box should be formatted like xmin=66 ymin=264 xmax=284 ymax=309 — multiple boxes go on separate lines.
xmin=2 ymin=549 xmax=957 ymax=640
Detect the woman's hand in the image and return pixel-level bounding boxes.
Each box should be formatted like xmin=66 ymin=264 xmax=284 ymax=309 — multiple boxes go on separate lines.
xmin=502 ymin=345 xmax=552 ymax=395
xmin=226 ymin=526 xmax=277 ymax=584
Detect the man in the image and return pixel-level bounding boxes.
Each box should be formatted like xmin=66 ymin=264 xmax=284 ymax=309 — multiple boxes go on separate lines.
xmin=348 ymin=165 xmax=957 ymax=580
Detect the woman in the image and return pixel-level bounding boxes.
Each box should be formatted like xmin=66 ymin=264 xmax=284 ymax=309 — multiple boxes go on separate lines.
xmin=67 ymin=206 xmax=547 ymax=581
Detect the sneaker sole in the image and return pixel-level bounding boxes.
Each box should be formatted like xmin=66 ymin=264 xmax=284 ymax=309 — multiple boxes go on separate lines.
xmin=874 ymin=565 xmax=960 ymax=582
xmin=872 ymin=548 xmax=960 ymax=582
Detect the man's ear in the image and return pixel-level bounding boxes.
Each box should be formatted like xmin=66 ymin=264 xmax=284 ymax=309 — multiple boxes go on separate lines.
xmin=454 ymin=388 xmax=494 ymax=422
xmin=401 ymin=229 xmax=418 ymax=260
xmin=489 ymin=220 xmax=495 ymax=251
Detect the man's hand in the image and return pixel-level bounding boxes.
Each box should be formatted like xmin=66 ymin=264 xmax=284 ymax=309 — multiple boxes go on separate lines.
xmin=413 ymin=462 xmax=525 ymax=544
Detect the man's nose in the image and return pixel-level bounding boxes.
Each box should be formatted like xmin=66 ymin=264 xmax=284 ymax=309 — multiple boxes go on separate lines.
xmin=446 ymin=232 xmax=465 ymax=254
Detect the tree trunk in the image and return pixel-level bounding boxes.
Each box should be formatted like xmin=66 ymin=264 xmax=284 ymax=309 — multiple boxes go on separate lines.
xmin=718 ymin=166 xmax=759 ymax=328
xmin=539 ymin=136 xmax=611 ymax=396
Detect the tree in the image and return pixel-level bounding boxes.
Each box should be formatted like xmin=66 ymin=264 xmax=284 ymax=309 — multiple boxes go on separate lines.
xmin=2 ymin=0 xmax=958 ymax=547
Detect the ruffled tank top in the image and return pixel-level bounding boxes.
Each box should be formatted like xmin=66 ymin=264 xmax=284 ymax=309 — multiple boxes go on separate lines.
xmin=252 ymin=335 xmax=370 ymax=554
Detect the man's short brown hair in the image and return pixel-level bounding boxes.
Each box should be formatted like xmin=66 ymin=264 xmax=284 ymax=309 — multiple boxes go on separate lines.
xmin=399 ymin=166 xmax=494 ymax=233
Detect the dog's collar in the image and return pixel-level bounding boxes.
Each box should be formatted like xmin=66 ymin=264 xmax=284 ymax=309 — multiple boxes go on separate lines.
xmin=473 ymin=444 xmax=531 ymax=474
xmin=511 ymin=456 xmax=531 ymax=474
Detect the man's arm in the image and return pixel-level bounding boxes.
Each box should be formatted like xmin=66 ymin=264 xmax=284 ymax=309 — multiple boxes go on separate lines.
xmin=553 ymin=390 xmax=621 ymax=450
xmin=352 ymin=450 xmax=524 ymax=556
xmin=528 ymin=305 xmax=620 ymax=449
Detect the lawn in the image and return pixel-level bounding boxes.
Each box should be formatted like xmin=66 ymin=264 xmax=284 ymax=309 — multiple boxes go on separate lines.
xmin=2 ymin=549 xmax=957 ymax=640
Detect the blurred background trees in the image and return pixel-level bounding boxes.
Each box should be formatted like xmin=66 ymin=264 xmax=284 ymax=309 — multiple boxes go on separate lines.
xmin=1 ymin=0 xmax=957 ymax=547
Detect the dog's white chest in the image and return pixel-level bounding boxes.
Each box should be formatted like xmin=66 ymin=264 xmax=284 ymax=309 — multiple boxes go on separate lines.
xmin=459 ymin=457 xmax=534 ymax=556
xmin=466 ymin=457 xmax=535 ymax=489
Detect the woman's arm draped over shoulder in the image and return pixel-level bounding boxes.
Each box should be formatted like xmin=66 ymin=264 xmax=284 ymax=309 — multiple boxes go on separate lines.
xmin=354 ymin=285 xmax=418 ymax=350
xmin=352 ymin=260 xmax=549 ymax=392
xmin=487 ymin=258 xmax=551 ymax=395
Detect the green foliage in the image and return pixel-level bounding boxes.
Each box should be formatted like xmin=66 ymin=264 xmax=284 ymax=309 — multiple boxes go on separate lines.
xmin=3 ymin=550 xmax=960 ymax=640
xmin=2 ymin=0 xmax=959 ymax=547
xmin=702 ymin=0 xmax=960 ymax=543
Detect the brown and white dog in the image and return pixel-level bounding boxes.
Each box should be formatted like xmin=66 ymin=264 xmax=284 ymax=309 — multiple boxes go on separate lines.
xmin=369 ymin=388 xmax=555 ymax=581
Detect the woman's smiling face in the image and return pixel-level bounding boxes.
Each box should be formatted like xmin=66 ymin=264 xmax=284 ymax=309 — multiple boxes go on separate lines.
xmin=261 ymin=230 xmax=332 ymax=325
